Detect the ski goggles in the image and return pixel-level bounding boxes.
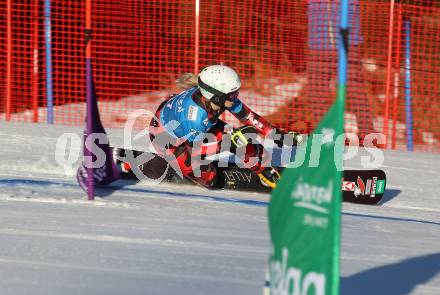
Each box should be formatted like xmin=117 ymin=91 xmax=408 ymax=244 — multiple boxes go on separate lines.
xmin=198 ymin=77 xmax=239 ymax=106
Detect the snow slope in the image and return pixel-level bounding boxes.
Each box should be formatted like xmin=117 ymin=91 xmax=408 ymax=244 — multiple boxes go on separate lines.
xmin=0 ymin=121 xmax=439 ymax=295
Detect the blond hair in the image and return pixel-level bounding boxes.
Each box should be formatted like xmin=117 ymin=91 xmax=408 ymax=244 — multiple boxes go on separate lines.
xmin=175 ymin=72 xmax=198 ymax=90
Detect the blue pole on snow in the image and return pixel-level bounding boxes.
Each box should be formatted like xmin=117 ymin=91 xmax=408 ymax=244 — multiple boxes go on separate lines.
xmin=44 ymin=0 xmax=54 ymax=124
xmin=404 ymin=19 xmax=413 ymax=151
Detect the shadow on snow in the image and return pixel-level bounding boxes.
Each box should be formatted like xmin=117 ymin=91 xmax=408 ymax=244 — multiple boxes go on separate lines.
xmin=380 ymin=188 xmax=402 ymax=204
xmin=342 ymin=253 xmax=440 ymax=295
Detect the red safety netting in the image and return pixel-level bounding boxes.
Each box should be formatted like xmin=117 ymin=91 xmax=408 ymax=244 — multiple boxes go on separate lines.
xmin=0 ymin=0 xmax=42 ymax=122
xmin=0 ymin=0 xmax=439 ymax=152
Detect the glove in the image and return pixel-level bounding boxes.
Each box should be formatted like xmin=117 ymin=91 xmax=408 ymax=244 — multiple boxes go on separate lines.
xmin=230 ymin=126 xmax=258 ymax=148
xmin=273 ymin=129 xmax=304 ymax=148
xmin=229 ymin=126 xmax=263 ymax=165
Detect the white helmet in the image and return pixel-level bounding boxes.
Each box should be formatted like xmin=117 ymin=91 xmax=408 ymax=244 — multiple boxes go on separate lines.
xmin=198 ymin=65 xmax=241 ymax=106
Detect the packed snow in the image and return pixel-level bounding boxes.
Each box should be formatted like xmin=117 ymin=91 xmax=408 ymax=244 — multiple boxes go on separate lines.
xmin=0 ymin=121 xmax=439 ymax=295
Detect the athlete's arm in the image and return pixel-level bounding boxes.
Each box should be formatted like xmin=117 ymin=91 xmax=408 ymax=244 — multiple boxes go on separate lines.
xmin=228 ymin=99 xmax=274 ymax=136
xmin=228 ymin=99 xmax=303 ymax=147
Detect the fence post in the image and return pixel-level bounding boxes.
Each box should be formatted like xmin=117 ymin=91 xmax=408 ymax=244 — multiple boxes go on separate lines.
xmin=33 ymin=0 xmax=40 ymax=123
xmin=194 ymin=0 xmax=200 ymax=75
xmin=391 ymin=3 xmax=403 ymax=149
xmin=383 ymin=0 xmax=396 ymax=147
xmin=6 ymin=0 xmax=12 ymax=121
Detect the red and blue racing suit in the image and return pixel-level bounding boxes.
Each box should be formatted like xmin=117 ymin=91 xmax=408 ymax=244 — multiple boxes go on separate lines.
xmin=149 ymin=87 xmax=275 ymax=188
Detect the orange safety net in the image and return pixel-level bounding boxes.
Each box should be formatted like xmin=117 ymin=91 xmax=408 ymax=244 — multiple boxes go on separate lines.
xmin=0 ymin=0 xmax=439 ymax=152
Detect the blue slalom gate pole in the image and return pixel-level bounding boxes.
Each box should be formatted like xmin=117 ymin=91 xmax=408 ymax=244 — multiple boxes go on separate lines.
xmin=337 ymin=0 xmax=349 ymax=119
xmin=44 ymin=0 xmax=54 ymax=124
xmin=405 ymin=19 xmax=413 ymax=151
xmin=339 ymin=0 xmax=349 ymax=87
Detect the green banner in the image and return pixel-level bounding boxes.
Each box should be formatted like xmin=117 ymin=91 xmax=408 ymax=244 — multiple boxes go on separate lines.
xmin=267 ymin=101 xmax=343 ymax=295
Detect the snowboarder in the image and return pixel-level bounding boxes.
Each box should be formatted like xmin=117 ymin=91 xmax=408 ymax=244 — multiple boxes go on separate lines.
xmin=147 ymin=64 xmax=302 ymax=189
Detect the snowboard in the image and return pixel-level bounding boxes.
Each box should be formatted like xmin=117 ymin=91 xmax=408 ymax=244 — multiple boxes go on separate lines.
xmin=341 ymin=169 xmax=387 ymax=205
xmin=113 ymin=148 xmax=387 ymax=205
